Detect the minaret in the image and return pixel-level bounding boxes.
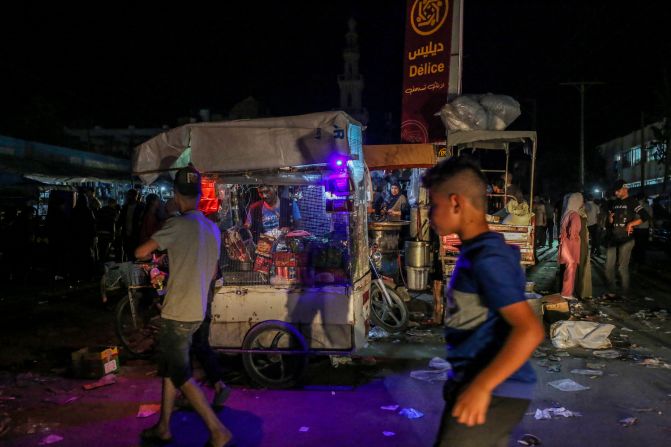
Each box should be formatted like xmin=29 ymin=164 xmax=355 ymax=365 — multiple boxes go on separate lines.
xmin=338 ymin=18 xmax=368 ymax=125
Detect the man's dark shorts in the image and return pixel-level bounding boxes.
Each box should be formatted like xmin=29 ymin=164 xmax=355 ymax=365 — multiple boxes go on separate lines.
xmin=157 ymin=318 xmax=202 ymax=388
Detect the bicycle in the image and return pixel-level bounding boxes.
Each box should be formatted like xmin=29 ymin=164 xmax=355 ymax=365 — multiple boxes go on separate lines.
xmin=101 ymin=260 xmax=164 ymax=358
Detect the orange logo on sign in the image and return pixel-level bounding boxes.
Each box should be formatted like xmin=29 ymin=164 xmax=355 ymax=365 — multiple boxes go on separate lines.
xmin=410 ymin=0 xmax=449 ymax=36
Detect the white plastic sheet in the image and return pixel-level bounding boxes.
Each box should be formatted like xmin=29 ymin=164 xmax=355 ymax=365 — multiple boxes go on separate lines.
xmin=550 ymin=321 xmax=615 ymax=349
xmin=437 ymin=94 xmax=521 ymax=131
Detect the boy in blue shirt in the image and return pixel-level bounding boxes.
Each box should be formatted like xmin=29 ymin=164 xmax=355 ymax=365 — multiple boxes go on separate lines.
xmin=423 ymin=157 xmax=544 ymax=446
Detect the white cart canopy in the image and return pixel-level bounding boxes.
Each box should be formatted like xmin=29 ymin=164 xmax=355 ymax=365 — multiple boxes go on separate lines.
xmin=447 ymin=130 xmax=537 ymax=150
xmin=133 ymin=111 xmax=362 ymax=184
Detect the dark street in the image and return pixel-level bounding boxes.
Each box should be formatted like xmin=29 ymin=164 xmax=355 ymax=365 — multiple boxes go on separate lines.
xmin=1 ymin=243 xmax=670 ymax=446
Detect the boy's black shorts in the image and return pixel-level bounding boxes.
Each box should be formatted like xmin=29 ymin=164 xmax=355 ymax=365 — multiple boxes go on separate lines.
xmin=434 ymin=379 xmax=531 ymax=447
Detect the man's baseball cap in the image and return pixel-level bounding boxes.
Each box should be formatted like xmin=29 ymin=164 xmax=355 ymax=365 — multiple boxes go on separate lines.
xmin=174 ymin=165 xmax=201 ymax=197
xmin=612 ymin=179 xmax=626 ymax=191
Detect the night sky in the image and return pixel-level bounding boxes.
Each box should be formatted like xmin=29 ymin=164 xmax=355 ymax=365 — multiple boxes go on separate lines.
xmin=2 ymin=1 xmax=670 ymax=188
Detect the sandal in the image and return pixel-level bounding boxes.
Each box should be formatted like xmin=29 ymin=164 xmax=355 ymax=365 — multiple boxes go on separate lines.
xmin=212 ymin=384 xmax=232 ymax=409
xmin=204 ymin=437 xmax=236 ymax=447
xmin=140 ymin=426 xmax=173 ymax=445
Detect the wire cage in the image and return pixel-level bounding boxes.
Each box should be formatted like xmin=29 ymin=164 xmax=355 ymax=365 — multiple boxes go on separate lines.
xmin=217 ymin=184 xmax=352 ymax=287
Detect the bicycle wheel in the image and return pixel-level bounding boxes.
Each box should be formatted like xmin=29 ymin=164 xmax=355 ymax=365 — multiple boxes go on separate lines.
xmin=370 ymin=282 xmax=409 ymax=332
xmin=241 ymin=320 xmax=308 ymax=389
xmin=114 ymin=290 xmax=161 ymax=359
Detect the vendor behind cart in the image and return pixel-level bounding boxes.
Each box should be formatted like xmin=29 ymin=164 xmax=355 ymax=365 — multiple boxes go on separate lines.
xmin=383 ymin=181 xmax=410 ymax=220
xmin=245 ymin=185 xmax=301 ymax=242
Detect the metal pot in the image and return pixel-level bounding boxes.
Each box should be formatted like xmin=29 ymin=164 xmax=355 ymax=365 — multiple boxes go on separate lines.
xmin=369 ymin=230 xmax=401 ymax=253
xmin=404 ymin=241 xmax=431 ymax=268
xmin=405 ymin=266 xmax=430 ymax=291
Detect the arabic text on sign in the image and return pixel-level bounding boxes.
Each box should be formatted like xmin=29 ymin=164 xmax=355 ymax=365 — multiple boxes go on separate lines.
xmin=408 ymin=41 xmax=445 ymax=61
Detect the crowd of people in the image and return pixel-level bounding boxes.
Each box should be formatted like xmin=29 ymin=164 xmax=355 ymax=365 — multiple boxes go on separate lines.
xmin=0 ymin=187 xmax=174 ymax=286
xmin=532 ymin=180 xmax=668 ymax=300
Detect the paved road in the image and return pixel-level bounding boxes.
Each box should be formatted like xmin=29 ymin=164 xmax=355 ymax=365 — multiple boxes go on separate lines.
xmin=0 ymin=245 xmax=670 ymax=446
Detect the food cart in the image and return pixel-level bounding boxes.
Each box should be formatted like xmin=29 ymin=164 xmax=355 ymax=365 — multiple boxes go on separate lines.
xmin=362 ymin=131 xmax=538 ymax=323
xmin=440 ymin=130 xmax=538 ymax=276
xmin=134 ymin=112 xmax=373 ymax=388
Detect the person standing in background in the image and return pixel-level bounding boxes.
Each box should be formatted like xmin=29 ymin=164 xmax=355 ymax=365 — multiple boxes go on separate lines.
xmin=632 ymin=194 xmax=653 ymax=269
xmin=558 ymin=193 xmax=583 ymax=299
xmin=545 ymin=196 xmax=555 ymax=248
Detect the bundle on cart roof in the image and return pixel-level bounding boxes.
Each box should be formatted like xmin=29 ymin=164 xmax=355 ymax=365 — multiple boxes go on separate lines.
xmin=133 ymin=111 xmax=362 ymax=184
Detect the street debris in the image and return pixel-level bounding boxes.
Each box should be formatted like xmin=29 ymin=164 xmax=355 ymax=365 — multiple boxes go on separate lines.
xmin=39 ymin=434 xmax=64 ymax=445
xmin=621 ymin=327 xmax=633 ymax=332
xmin=136 ymin=404 xmax=160 ymax=418
xmin=548 ymin=379 xmax=590 ymax=392
xmin=429 ymin=357 xmax=451 ymax=369
xmin=586 ymin=362 xmax=606 ymax=370
xmin=299 ymin=426 xmax=310 ymax=432
xmin=533 ymin=350 xmax=548 ymax=358
xmin=368 ymin=326 xmax=390 ymax=340
xmin=619 ymin=417 xmax=638 ymax=427
xmin=570 ymin=369 xmax=604 ymax=376
xmin=381 ymin=404 xmax=400 ymax=411
xmin=550 ymin=321 xmax=615 ymax=349
xmin=548 ymin=355 xmax=563 ymax=362
xmin=330 ymin=356 xmax=353 ymax=368
xmin=534 ymin=407 xmax=582 ymax=420
xmin=637 ymin=358 xmax=671 ymax=369
xmin=14 ymin=420 xmax=59 ymax=435
xmin=593 ymin=349 xmax=620 ymax=359
xmin=0 ymin=415 xmax=11 ymax=438
xmin=82 ymin=374 xmax=117 ymax=390
xmin=644 ymin=297 xmax=655 ymax=302
xmin=399 ymin=408 xmax=424 ymax=419
xmin=43 ymin=395 xmax=79 ymax=405
xmin=547 ymin=364 xmax=561 ymax=373
xmin=517 ymin=433 xmax=542 ymax=445
xmin=554 ymin=351 xmax=570 ymax=357
xmin=410 ymin=357 xmax=452 ymax=382
xmin=382 ymin=431 xmax=396 ymax=437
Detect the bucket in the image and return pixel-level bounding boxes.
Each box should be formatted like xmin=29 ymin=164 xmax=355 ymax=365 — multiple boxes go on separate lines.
xmin=404 ymin=241 xmax=431 ymax=267
xmin=405 ymin=266 xmax=429 ymax=291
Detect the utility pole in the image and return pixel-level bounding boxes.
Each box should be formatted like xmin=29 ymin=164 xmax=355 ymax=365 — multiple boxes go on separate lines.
xmin=560 ymin=81 xmax=604 ymax=187
xmin=640 ymin=111 xmax=646 ymax=196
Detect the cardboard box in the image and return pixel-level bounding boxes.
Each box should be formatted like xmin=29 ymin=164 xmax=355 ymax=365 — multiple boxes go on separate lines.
xmin=71 ymin=346 xmax=120 ymax=379
xmin=541 ymin=294 xmax=570 ymax=323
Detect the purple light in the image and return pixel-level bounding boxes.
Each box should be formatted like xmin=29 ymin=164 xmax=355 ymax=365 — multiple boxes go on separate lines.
xmin=328 ymin=153 xmax=349 ymax=170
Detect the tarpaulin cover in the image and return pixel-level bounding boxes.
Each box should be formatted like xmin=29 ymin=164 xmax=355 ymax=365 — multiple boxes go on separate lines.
xmin=133 ymin=111 xmax=362 ymax=184
xmin=363 ymin=144 xmax=437 ymax=170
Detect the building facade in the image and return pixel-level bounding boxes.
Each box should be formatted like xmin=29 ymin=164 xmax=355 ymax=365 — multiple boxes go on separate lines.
xmin=597 ymin=120 xmax=669 ymax=195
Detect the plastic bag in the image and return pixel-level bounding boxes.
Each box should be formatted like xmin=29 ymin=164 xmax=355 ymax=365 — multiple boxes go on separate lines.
xmin=479 ymin=93 xmax=521 ymax=130
xmin=437 ymin=93 xmax=521 ymax=131
xmin=550 ymin=321 xmax=615 ymax=349
xmin=548 ymin=379 xmax=590 ymax=392
xmin=437 ymin=96 xmax=488 ymax=131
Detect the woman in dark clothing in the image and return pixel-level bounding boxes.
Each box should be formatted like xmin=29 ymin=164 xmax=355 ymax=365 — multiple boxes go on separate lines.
xmin=384 ymin=182 xmax=410 ymax=221
xmin=139 ymin=193 xmax=164 ymax=244
xmin=71 ymin=194 xmax=97 ymax=281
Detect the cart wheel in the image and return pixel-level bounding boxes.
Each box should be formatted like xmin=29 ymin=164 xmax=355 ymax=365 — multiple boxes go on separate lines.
xmin=114 ymin=291 xmax=161 ymax=359
xmin=370 ymin=282 xmax=409 ymax=333
xmin=241 ymin=320 xmax=308 ymax=389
